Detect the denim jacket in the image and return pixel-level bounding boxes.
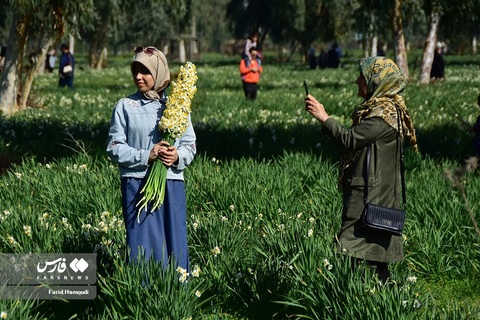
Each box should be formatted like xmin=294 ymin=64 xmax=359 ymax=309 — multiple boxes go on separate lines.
xmin=106 ymin=91 xmax=196 ymax=180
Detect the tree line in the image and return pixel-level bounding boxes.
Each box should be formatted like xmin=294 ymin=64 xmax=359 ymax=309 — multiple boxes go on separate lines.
xmin=0 ymin=0 xmax=478 ymax=115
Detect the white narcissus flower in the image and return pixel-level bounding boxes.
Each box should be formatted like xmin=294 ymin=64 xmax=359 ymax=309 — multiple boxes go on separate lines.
xmin=176 ymin=266 xmax=189 ymax=283
xmin=158 ymin=62 xmax=198 ymax=138
xmin=307 ymin=229 xmax=313 ymax=237
xmin=323 ymin=258 xmax=333 ymax=270
xmin=211 ymin=246 xmax=221 ymax=256
xmin=23 ymin=225 xmax=32 ymax=237
xmin=7 ymin=235 xmax=17 ymax=245
xmin=191 ymin=265 xmax=201 ymax=277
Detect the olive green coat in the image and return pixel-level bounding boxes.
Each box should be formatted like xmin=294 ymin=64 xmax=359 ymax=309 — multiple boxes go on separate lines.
xmin=322 ymin=116 xmax=404 ymax=263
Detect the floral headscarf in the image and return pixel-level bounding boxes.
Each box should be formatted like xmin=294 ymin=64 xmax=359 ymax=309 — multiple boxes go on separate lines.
xmin=352 ymin=56 xmax=416 ymax=146
xmin=339 ymin=57 xmax=417 ymax=190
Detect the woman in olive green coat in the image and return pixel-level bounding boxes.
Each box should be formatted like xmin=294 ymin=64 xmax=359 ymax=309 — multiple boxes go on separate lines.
xmin=304 ymin=56 xmax=417 ymax=282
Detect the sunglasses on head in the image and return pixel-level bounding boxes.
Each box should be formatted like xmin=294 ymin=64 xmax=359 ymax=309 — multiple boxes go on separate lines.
xmin=134 ymin=46 xmax=159 ymax=56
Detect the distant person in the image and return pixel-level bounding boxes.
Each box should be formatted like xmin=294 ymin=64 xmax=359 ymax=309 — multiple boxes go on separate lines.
xmin=58 ymin=43 xmax=74 ymax=89
xmin=242 ymin=31 xmax=261 ymax=67
xmin=45 ymin=48 xmax=57 ymax=73
xmin=308 ymin=47 xmax=317 ymax=69
xmin=473 ymin=94 xmax=480 ymax=158
xmin=335 ymin=43 xmax=343 ymax=58
xmin=430 ymin=43 xmax=445 ymax=80
xmin=327 ymin=43 xmax=341 ymax=68
xmin=377 ymin=44 xmax=385 ymax=56
xmin=239 ymin=47 xmax=263 ymax=101
xmin=317 ymin=48 xmax=327 ymax=69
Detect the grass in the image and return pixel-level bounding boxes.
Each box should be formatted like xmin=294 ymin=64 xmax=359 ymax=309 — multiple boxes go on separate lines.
xmin=0 ymin=50 xmax=479 ymax=319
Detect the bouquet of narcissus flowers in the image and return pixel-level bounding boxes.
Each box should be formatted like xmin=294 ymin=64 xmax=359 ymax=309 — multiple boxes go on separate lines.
xmin=137 ymin=62 xmax=198 ymax=214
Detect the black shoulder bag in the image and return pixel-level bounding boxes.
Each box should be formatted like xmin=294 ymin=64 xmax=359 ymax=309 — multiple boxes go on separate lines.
xmin=362 ymin=109 xmax=406 ymax=236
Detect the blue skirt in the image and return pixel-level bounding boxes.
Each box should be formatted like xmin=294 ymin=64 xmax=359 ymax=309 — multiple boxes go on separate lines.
xmin=121 ymin=177 xmax=189 ymax=270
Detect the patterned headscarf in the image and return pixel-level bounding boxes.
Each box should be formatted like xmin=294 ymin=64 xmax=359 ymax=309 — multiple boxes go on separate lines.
xmin=339 ymin=57 xmax=417 ymax=190
xmin=352 ymin=56 xmax=416 ymax=145
xmin=131 ymin=46 xmax=170 ymax=100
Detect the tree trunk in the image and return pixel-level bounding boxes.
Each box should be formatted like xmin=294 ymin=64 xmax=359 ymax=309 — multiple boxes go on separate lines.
xmin=162 ymin=44 xmax=169 ymax=55
xmin=178 ymin=38 xmax=186 ymax=63
xmin=362 ymin=36 xmax=369 ymax=58
xmin=301 ymin=44 xmax=309 ymax=64
xmin=419 ymin=11 xmax=440 ymax=85
xmin=0 ymin=16 xmax=28 ymax=115
xmin=96 ymin=47 xmax=107 ymax=69
xmin=391 ymin=0 xmax=409 ymax=78
xmin=88 ymin=18 xmax=110 ymax=68
xmin=473 ymin=34 xmax=477 ymax=55
xmin=287 ymin=40 xmax=298 ymax=62
xmin=69 ymin=34 xmax=75 ymax=54
xmin=190 ymin=15 xmax=198 ymax=59
xmin=19 ymin=39 xmax=53 ymax=110
xmin=371 ymin=35 xmax=378 ymax=57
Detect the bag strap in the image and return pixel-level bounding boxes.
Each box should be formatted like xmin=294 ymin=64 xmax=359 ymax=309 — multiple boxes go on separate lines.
xmin=364 ymin=111 xmax=406 ymax=206
xmin=396 ymin=108 xmax=407 ymax=205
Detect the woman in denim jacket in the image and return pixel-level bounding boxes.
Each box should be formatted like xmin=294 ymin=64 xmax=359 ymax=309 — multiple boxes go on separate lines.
xmin=107 ymin=47 xmax=196 ymax=270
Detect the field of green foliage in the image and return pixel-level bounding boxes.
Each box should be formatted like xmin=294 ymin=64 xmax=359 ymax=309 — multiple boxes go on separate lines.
xmin=0 ymin=51 xmax=479 ymax=319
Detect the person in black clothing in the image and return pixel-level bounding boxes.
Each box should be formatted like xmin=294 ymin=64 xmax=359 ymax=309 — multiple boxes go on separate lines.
xmin=317 ymin=48 xmax=327 ymax=69
xmin=308 ymin=47 xmax=317 ymax=69
xmin=472 ymin=94 xmax=480 ymax=158
xmin=430 ymin=45 xmax=445 ymax=80
xmin=58 ymin=43 xmax=75 ymax=89
xmin=326 ymin=43 xmax=341 ymax=68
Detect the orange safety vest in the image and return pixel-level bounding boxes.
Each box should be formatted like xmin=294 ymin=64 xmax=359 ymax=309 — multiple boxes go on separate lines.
xmin=239 ymin=59 xmax=263 ymax=84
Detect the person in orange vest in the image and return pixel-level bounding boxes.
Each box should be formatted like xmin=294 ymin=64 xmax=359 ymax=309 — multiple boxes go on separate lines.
xmin=473 ymin=94 xmax=480 ymax=158
xmin=239 ymin=47 xmax=263 ymax=101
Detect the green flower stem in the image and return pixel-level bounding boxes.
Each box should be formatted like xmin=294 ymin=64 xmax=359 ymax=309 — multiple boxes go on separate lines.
xmin=137 ymin=135 xmax=174 ymax=218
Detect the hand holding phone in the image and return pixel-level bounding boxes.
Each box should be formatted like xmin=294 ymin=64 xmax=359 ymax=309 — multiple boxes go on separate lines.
xmin=303 ymin=80 xmax=309 ymax=97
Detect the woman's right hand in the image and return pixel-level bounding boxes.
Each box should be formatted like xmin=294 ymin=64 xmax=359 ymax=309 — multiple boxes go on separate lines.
xmin=148 ymin=141 xmax=179 ymax=166
xmin=304 ymin=94 xmax=330 ymax=123
xmin=148 ymin=142 xmax=164 ymax=164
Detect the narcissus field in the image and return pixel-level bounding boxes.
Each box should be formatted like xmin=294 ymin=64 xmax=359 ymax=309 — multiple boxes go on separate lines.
xmin=0 ymin=51 xmax=479 ymax=319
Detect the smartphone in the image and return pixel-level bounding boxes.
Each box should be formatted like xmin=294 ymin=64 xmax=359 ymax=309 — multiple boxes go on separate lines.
xmin=303 ymin=80 xmax=309 ymax=96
